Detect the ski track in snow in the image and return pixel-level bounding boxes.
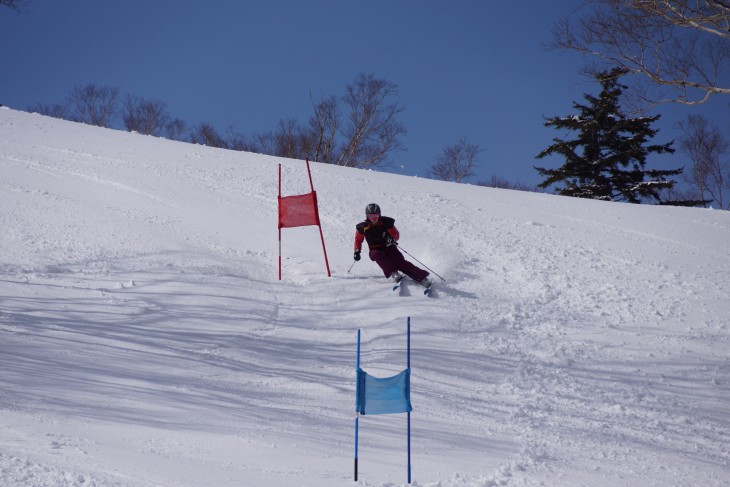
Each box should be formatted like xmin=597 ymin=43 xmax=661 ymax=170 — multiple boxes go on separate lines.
xmin=1 ymin=108 xmax=729 ymax=486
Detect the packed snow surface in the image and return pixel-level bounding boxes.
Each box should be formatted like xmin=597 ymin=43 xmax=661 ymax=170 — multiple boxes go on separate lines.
xmin=1 ymin=107 xmax=729 ymax=486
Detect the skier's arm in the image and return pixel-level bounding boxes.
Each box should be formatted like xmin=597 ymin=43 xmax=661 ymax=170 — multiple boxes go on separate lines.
xmin=354 ymin=230 xmax=365 ymax=251
xmin=387 ymin=226 xmax=400 ymax=242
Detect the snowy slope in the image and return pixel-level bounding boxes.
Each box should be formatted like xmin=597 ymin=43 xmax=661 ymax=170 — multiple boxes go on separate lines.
xmin=1 ymin=107 xmax=729 ymax=487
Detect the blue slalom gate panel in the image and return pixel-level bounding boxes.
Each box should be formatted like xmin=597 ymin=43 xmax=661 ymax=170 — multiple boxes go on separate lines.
xmin=356 ymin=368 xmax=412 ymax=415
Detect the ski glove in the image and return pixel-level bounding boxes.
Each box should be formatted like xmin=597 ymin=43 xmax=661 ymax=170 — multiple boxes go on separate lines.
xmin=385 ymin=234 xmax=397 ymax=247
xmin=354 ymin=250 xmax=361 ymax=261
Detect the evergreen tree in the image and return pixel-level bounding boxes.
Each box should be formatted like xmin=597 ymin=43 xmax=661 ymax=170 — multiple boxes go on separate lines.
xmin=535 ymin=68 xmax=682 ymax=204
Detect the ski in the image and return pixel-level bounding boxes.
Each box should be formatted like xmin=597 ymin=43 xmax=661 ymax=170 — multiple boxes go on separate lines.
xmin=422 ymin=282 xmax=433 ymax=296
xmin=392 ymin=278 xmax=433 ymax=296
xmin=390 ymin=272 xmax=405 ymax=293
xmin=392 ymin=277 xmax=405 ymax=293
xmin=415 ymin=278 xmax=433 ymax=296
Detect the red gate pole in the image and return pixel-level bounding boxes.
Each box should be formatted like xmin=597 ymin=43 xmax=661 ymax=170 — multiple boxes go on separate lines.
xmin=278 ymin=164 xmax=282 ymax=280
xmin=306 ymin=159 xmax=331 ymax=277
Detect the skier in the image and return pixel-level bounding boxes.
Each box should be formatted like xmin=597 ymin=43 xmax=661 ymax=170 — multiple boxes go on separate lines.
xmin=353 ymin=203 xmax=431 ymax=288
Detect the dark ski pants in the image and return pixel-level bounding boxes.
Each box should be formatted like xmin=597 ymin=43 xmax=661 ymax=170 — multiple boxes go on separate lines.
xmin=369 ymin=245 xmax=429 ymax=281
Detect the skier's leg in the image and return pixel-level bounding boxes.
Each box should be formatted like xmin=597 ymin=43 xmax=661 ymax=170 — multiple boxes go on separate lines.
xmin=389 ymin=247 xmax=429 ymax=281
xmin=369 ymin=249 xmax=398 ymax=278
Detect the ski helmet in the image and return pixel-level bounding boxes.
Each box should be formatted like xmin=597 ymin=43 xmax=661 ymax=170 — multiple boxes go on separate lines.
xmin=365 ymin=203 xmax=381 ymax=215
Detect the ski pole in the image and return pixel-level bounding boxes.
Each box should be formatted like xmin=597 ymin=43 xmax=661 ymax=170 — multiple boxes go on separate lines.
xmin=397 ymin=245 xmax=446 ymax=281
xmin=347 ymin=259 xmax=358 ymax=273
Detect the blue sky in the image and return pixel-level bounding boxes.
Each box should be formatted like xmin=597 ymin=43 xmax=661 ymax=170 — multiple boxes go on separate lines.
xmin=2 ymin=1 xmax=727 ymax=188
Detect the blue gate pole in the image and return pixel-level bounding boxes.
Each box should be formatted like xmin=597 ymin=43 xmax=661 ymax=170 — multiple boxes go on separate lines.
xmin=407 ymin=317 xmax=411 ymax=484
xmin=355 ymin=328 xmax=361 ymax=481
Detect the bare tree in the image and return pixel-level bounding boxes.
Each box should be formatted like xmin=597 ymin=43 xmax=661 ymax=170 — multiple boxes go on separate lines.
xmin=249 ymin=130 xmax=276 ymax=155
xmin=189 ymin=122 xmax=228 ymax=148
xmin=247 ymin=118 xmax=317 ymax=159
xmin=336 ymin=72 xmax=407 ymax=169
xmin=28 ymin=102 xmax=68 ymax=120
xmin=122 ymin=95 xmax=170 ymax=136
xmin=165 ymin=118 xmax=187 ymax=141
xmin=273 ymin=118 xmax=307 ymax=159
xmin=1 ymin=0 xmax=24 ymax=11
xmin=67 ymin=84 xmax=119 ymax=127
xmin=246 ymin=74 xmax=405 ymax=167
xmin=677 ymin=114 xmax=729 ymax=208
xmin=477 ymin=174 xmax=535 ymax=191
xmin=659 ymin=184 xmax=712 ymax=206
xmin=226 ymin=127 xmax=256 ymax=152
xmin=429 ymin=139 xmax=482 ymax=183
xmin=478 ymin=174 xmax=513 ymax=189
xmin=307 ymin=94 xmax=339 ymax=164
xmin=551 ymin=0 xmax=730 ymax=107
